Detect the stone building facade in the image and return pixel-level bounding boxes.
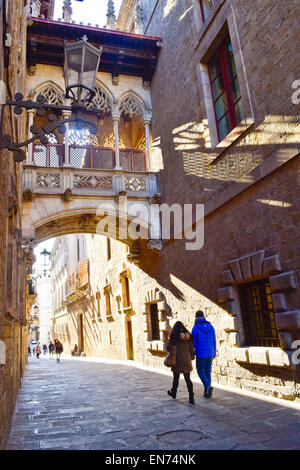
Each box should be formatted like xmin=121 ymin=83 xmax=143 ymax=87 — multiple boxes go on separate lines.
xmin=45 ymin=0 xmax=300 ymax=402
xmin=112 ymin=0 xmax=300 ymax=398
xmin=1 ymin=0 xmax=299 ymax=450
xmin=0 ymin=0 xmax=32 ymax=449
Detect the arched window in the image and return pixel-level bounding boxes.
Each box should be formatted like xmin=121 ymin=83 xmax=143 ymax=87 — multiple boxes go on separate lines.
xmin=118 ymin=94 xmax=144 ymax=118
xmin=136 ymin=135 xmax=146 ymax=151
xmin=102 ymin=131 xmax=126 ymax=149
xmin=46 ymin=133 xmax=58 ymax=144
xmin=65 ymin=128 xmax=99 ymax=147
xmin=87 ymin=84 xmax=113 ymax=114
xmin=38 ymin=85 xmax=64 ymax=106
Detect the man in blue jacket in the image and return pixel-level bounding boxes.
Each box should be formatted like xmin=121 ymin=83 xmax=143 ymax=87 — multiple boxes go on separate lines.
xmin=192 ymin=310 xmax=216 ymax=398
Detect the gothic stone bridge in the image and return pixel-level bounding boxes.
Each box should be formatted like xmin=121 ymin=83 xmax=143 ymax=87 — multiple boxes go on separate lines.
xmin=22 ymin=152 xmax=160 ymax=256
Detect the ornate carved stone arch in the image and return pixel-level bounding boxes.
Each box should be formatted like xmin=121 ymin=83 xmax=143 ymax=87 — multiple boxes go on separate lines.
xmin=87 ymin=81 xmax=114 ymax=114
xmin=118 ymin=92 xmax=145 ymax=118
xmin=102 ymin=130 xmax=126 ymax=149
xmin=29 ymin=81 xmax=65 ymax=105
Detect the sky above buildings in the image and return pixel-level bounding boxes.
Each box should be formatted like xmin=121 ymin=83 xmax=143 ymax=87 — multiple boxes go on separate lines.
xmin=53 ymin=0 xmax=122 ymax=28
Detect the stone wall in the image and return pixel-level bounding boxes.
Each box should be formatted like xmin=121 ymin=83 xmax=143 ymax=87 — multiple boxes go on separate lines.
xmin=48 ymin=0 xmax=300 ymax=402
xmin=0 ymin=0 xmax=29 ymax=449
xmin=91 ymin=0 xmax=300 ymax=400
xmin=140 ymin=0 xmax=300 ymax=397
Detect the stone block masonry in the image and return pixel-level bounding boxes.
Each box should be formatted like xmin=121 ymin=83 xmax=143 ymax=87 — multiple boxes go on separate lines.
xmin=111 ymin=0 xmax=300 ymax=400
xmin=0 ymin=0 xmax=29 ymax=449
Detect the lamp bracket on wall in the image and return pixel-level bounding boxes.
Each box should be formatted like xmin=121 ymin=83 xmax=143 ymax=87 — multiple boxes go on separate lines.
xmin=0 ymin=93 xmax=99 ymax=162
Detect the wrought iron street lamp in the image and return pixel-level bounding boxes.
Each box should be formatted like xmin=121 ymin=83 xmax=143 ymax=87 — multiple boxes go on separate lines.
xmin=0 ymin=36 xmax=101 ymax=162
xmin=64 ymin=35 xmax=102 ymax=104
xmin=40 ymin=248 xmax=51 ymax=276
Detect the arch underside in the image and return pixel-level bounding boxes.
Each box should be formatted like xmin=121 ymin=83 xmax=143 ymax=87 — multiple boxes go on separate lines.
xmin=23 ymin=207 xmax=150 ymax=251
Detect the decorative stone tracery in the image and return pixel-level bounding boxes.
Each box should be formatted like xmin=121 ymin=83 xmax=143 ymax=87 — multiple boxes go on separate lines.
xmin=36 ymin=172 xmax=60 ymax=188
xmin=73 ymin=174 xmax=113 ymax=191
xmin=37 ymin=84 xmax=65 ymax=105
xmin=102 ymin=131 xmax=126 ymax=149
xmin=65 ymin=128 xmax=99 ymax=146
xmin=118 ymin=94 xmax=144 ymax=118
xmin=87 ymin=84 xmax=113 ymax=114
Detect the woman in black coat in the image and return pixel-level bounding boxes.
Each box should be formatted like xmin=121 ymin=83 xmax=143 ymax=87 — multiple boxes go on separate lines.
xmin=166 ymin=321 xmax=195 ymax=404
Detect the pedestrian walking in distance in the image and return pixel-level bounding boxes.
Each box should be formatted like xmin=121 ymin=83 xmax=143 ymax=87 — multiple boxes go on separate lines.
xmin=166 ymin=321 xmax=195 ymax=404
xmin=36 ymin=345 xmax=41 ymax=359
xmin=192 ymin=310 xmax=216 ymax=399
xmin=54 ymin=339 xmax=63 ymax=363
xmin=42 ymin=344 xmax=48 ymax=356
xmin=28 ymin=346 xmax=31 ymax=357
xmin=49 ymin=341 xmax=55 ymax=359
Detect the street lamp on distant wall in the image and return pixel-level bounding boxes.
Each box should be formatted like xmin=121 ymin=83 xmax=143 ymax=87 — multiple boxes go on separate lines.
xmin=40 ymin=248 xmax=51 ymax=277
xmin=0 ymin=36 xmax=102 ymax=162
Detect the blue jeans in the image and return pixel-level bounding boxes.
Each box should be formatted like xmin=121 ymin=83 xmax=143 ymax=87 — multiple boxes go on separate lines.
xmin=196 ymin=357 xmax=213 ymax=389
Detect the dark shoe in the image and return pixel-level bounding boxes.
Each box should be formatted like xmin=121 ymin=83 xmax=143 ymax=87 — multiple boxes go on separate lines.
xmin=167 ymin=389 xmax=176 ymax=399
xmin=204 ymin=386 xmax=213 ymax=398
xmin=189 ymin=394 xmax=195 ymax=404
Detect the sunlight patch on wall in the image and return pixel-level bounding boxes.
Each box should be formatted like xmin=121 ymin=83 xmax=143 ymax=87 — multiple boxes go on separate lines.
xmin=179 ymin=5 xmax=193 ymax=21
xmin=172 ymin=121 xmax=204 ymax=152
xmin=151 ymin=136 xmax=164 ymax=170
xmin=164 ymin=0 xmax=177 ymax=18
xmin=257 ymin=199 xmax=292 ymax=208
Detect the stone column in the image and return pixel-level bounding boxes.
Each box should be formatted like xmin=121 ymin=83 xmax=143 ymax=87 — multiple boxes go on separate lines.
xmin=27 ymin=109 xmax=36 ymax=165
xmin=63 ymin=110 xmax=72 ymax=166
xmin=113 ymin=114 xmax=121 ymax=170
xmin=144 ymin=119 xmax=152 ymax=170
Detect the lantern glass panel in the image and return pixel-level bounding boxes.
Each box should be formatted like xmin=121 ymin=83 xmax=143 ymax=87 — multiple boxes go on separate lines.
xmin=65 ymin=45 xmax=84 ymax=100
xmin=83 ymin=48 xmax=99 ymax=88
xmin=64 ymin=38 xmax=101 ymax=103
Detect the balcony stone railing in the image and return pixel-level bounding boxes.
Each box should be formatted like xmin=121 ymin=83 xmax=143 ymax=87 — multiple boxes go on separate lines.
xmin=31 ymin=143 xmax=147 ymax=172
xmin=23 ymin=144 xmax=158 ymax=199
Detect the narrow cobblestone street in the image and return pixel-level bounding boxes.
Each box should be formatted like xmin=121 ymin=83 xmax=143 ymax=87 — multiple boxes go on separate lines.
xmin=5 ymin=355 xmax=300 ymax=450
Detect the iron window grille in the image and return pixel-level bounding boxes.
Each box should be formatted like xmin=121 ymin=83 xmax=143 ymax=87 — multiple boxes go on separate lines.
xmin=208 ymin=35 xmax=244 ymax=142
xmin=150 ymin=303 xmax=160 ymax=341
xmin=238 ymin=278 xmax=280 ymax=348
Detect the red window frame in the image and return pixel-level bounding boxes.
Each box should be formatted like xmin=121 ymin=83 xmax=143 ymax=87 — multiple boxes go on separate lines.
xmin=199 ymin=0 xmax=216 ymax=23
xmin=208 ymin=36 xmax=243 ymax=142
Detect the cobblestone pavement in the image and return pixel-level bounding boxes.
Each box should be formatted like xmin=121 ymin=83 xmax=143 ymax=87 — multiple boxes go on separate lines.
xmin=6 ymin=355 xmax=300 ymax=450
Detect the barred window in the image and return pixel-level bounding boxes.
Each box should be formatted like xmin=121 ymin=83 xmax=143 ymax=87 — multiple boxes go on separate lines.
xmin=150 ymin=303 xmax=160 ymax=341
xmin=238 ymin=279 xmax=280 ymax=347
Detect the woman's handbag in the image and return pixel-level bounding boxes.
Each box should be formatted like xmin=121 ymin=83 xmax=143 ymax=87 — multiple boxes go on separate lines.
xmin=164 ymin=345 xmax=176 ymax=367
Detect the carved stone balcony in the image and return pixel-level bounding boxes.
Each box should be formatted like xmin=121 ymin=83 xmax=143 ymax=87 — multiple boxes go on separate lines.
xmin=23 ymin=143 xmax=157 ymax=198
xmin=22 ymin=144 xmax=160 ymax=249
